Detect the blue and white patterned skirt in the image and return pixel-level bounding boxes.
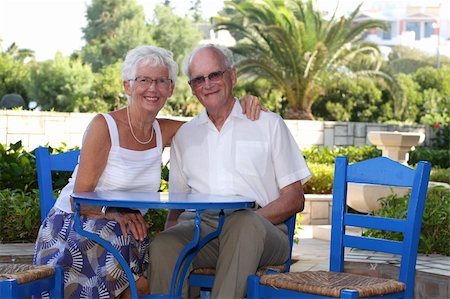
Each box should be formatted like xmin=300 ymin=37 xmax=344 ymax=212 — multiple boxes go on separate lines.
xmin=33 ymin=208 xmax=149 ymax=298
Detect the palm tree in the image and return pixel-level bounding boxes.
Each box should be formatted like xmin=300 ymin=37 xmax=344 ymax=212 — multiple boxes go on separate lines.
xmin=216 ymin=0 xmax=388 ymax=119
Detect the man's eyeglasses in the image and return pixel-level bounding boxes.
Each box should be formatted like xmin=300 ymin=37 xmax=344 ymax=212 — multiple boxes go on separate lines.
xmin=131 ymin=76 xmax=172 ymax=88
xmin=188 ymin=69 xmax=228 ymax=88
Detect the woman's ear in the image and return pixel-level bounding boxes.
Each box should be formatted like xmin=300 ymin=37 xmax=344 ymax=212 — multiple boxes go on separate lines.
xmin=123 ymin=80 xmax=132 ymax=96
xmin=168 ymin=82 xmax=175 ymax=97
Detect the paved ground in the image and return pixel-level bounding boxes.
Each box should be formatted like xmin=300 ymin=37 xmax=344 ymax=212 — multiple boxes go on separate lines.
xmin=291 ymin=225 xmax=450 ymax=277
xmin=2 ymin=226 xmax=447 ymax=277
xmin=1 ymin=225 xmax=448 ymax=299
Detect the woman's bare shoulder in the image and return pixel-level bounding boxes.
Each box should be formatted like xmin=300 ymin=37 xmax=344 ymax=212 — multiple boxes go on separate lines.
xmin=83 ymin=113 xmax=110 ymax=141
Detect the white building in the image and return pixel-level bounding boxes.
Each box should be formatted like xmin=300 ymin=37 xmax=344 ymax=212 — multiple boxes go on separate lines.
xmin=317 ymin=0 xmax=450 ymax=58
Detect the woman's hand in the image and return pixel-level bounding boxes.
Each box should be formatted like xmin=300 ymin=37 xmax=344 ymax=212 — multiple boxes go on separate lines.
xmin=106 ymin=208 xmax=149 ymax=241
xmin=239 ymin=95 xmax=267 ymax=121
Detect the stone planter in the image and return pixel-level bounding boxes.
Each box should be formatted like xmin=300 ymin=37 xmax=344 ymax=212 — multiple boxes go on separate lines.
xmin=367 ymin=131 xmax=425 ymax=164
xmin=345 ymin=130 xmax=425 ymax=213
xmin=347 ymin=183 xmax=410 ymax=213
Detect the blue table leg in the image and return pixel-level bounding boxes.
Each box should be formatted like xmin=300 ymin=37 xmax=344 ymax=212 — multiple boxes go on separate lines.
xmin=169 ymin=210 xmax=203 ymax=297
xmin=73 ymin=203 xmax=139 ymax=299
xmin=175 ymin=210 xmax=225 ymax=297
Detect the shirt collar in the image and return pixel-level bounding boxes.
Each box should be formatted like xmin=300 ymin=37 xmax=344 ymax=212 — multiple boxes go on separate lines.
xmin=197 ymin=98 xmax=245 ymax=125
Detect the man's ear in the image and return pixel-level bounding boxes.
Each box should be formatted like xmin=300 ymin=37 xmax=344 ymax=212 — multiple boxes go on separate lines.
xmin=230 ymin=67 xmax=237 ymax=85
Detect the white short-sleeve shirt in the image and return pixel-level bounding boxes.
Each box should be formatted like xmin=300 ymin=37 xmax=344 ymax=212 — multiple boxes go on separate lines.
xmin=169 ymin=100 xmax=312 ymax=207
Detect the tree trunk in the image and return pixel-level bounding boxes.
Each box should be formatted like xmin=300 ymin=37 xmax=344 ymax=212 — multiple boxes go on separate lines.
xmin=284 ymin=106 xmax=314 ymax=120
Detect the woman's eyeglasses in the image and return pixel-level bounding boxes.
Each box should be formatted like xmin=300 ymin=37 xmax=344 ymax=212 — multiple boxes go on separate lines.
xmin=131 ymin=76 xmax=172 ymax=88
xmin=188 ymin=69 xmax=228 ymax=88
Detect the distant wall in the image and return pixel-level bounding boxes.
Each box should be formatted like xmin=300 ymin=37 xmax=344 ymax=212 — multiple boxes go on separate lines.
xmin=0 ymin=110 xmax=431 ymax=150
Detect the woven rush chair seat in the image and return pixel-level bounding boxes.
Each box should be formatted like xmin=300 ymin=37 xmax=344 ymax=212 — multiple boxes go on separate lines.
xmin=0 ymin=264 xmax=56 ymax=285
xmin=192 ymin=264 xmax=286 ymax=276
xmin=259 ymin=271 xmax=406 ymax=298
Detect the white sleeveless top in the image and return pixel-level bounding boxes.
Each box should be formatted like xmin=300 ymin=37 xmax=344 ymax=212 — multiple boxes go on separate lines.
xmin=54 ymin=113 xmax=163 ymax=213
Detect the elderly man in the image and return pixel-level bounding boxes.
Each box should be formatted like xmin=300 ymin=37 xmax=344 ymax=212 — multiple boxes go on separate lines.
xmin=149 ymin=44 xmax=312 ymax=299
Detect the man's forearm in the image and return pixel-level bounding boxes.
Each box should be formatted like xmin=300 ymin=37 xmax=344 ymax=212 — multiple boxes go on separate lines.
xmin=256 ymin=182 xmax=305 ymax=224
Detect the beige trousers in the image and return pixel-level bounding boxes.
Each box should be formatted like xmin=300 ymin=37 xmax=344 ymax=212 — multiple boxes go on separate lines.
xmin=148 ymin=209 xmax=289 ymax=299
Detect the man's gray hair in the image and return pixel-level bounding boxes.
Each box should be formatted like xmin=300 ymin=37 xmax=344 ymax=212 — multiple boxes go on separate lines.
xmin=183 ymin=44 xmax=235 ymax=78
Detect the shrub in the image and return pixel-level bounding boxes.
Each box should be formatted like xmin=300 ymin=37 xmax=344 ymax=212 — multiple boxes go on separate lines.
xmin=303 ymin=163 xmax=334 ymax=194
xmin=144 ymin=209 xmax=168 ymax=237
xmin=0 ymin=141 xmax=37 ymax=192
xmin=430 ymin=168 xmax=450 ymax=184
xmin=430 ymin=122 xmax=450 ymax=150
xmin=0 ymin=189 xmax=40 ymax=243
xmin=303 ymin=145 xmax=381 ymax=165
xmin=409 ymin=147 xmax=449 ymax=169
xmin=364 ymin=186 xmax=450 ymax=256
xmin=0 ymin=142 xmax=167 ymax=243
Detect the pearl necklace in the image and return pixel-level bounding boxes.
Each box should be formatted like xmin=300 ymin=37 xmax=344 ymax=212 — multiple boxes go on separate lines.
xmin=127 ymin=106 xmax=154 ymax=145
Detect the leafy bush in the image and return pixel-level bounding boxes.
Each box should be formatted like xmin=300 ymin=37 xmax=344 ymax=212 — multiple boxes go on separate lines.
xmin=303 ymin=163 xmax=334 ymax=194
xmin=364 ymin=186 xmax=450 ymax=256
xmin=430 ymin=122 xmax=450 ymax=150
xmin=387 ymin=46 xmax=450 ymax=74
xmin=0 ymin=189 xmax=40 ymax=242
xmin=430 ymin=168 xmax=450 ymax=184
xmin=301 ymin=146 xmax=382 ymax=194
xmin=409 ymin=147 xmax=449 ymax=169
xmin=313 ymin=76 xmax=387 ymax=123
xmin=303 ymin=145 xmax=381 ymax=165
xmin=0 ymin=141 xmax=37 ymax=192
xmin=144 ymin=209 xmax=168 ymax=237
xmin=0 ymin=142 xmax=167 ymax=243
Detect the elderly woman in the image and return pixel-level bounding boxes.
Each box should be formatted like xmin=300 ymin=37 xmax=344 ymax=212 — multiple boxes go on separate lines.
xmin=33 ymin=45 xmax=262 ymax=298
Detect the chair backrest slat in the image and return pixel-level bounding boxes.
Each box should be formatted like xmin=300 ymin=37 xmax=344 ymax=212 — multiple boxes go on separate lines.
xmin=345 ymin=214 xmax=407 ymax=232
xmin=330 ymin=156 xmax=431 ymax=298
xmin=343 ymin=235 xmax=403 ymax=255
xmin=35 ymin=147 xmax=80 ymax=223
xmin=284 ymin=214 xmax=297 ymax=272
xmin=48 ymin=151 xmax=79 ymax=171
xmin=347 ymin=157 xmax=415 ymax=187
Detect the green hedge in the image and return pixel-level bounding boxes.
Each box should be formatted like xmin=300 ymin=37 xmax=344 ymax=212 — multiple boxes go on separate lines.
xmin=1 ymin=142 xmax=447 ymax=248
xmin=0 ymin=141 xmax=168 ymax=243
xmin=0 ymin=189 xmax=41 ymax=242
xmin=409 ymin=147 xmax=449 ymax=169
xmin=364 ymin=186 xmax=450 ymax=256
xmin=303 ymin=163 xmax=334 ymax=194
xmin=302 ymin=145 xmax=382 ymax=165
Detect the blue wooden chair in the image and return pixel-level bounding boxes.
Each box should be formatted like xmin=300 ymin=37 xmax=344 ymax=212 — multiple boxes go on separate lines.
xmin=188 ymin=214 xmax=297 ymax=296
xmin=0 ymin=264 xmax=63 ymax=299
xmin=35 ymin=146 xmax=80 ymax=223
xmin=0 ymin=147 xmax=79 ymax=298
xmin=247 ymin=156 xmax=431 ymax=299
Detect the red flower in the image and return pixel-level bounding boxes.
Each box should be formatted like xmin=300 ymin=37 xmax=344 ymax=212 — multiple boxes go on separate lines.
xmin=433 ymin=123 xmax=441 ymax=128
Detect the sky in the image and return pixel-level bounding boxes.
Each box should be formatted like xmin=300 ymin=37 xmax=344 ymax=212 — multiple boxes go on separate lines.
xmin=0 ymin=0 xmax=225 ymax=61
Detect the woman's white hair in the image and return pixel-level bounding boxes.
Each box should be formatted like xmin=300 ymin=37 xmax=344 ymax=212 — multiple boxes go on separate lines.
xmin=122 ymin=45 xmax=179 ymax=103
